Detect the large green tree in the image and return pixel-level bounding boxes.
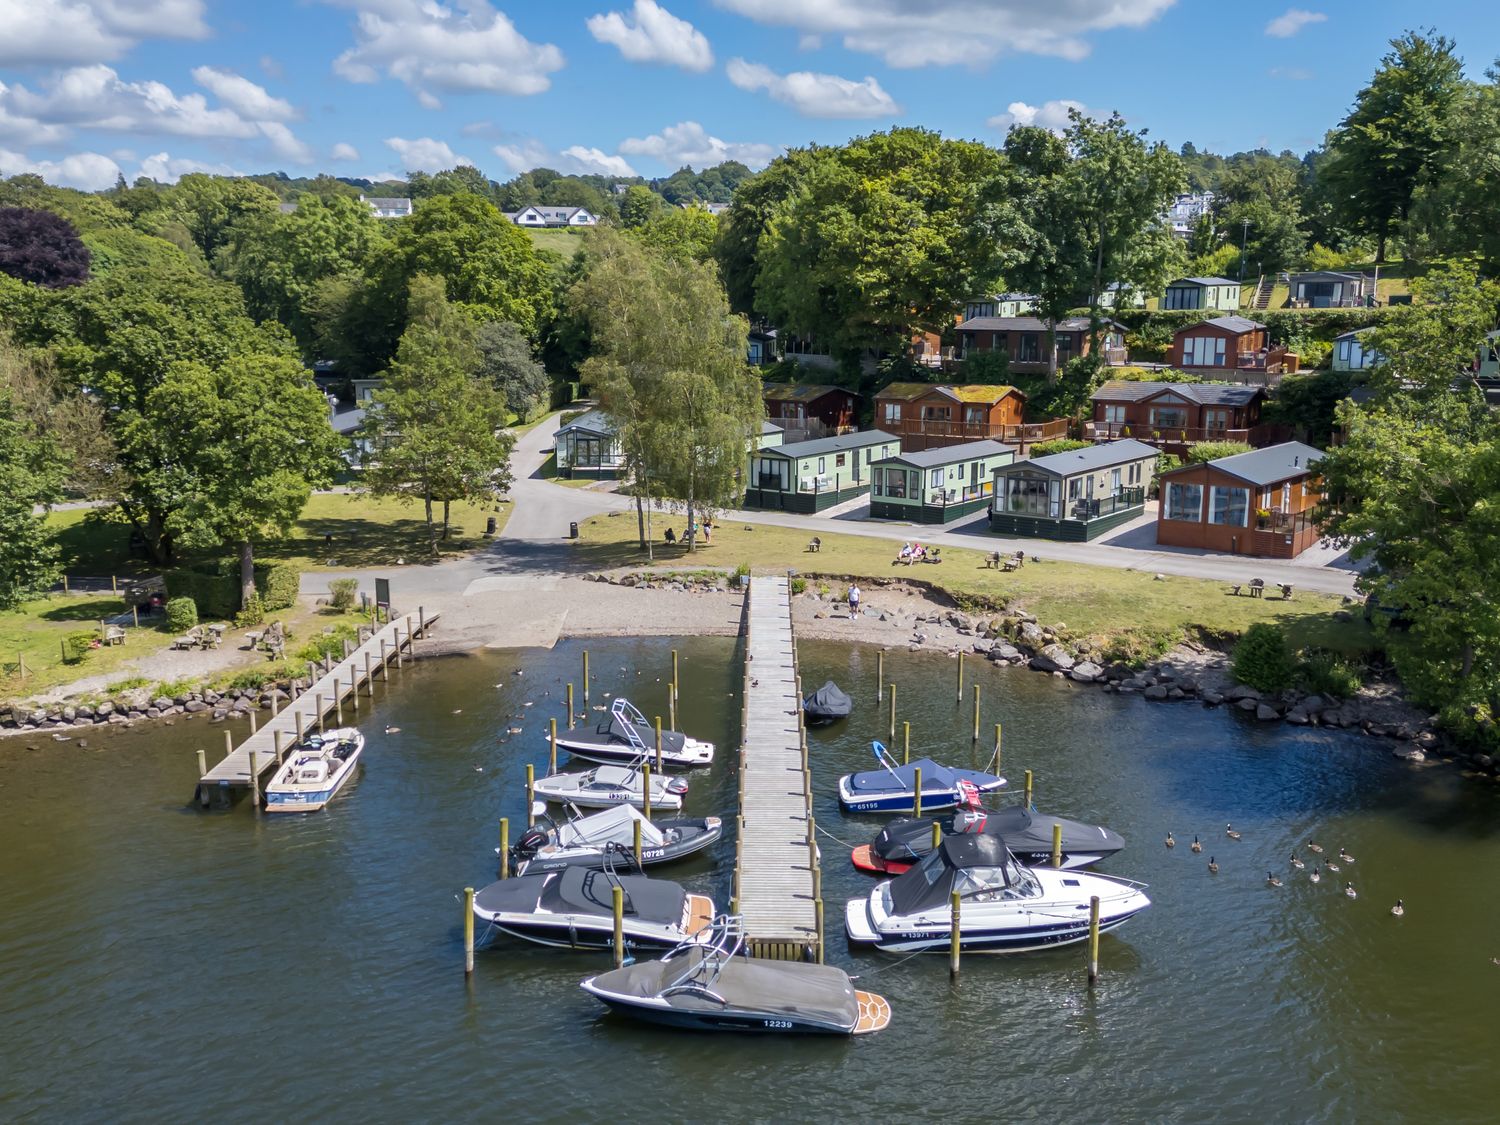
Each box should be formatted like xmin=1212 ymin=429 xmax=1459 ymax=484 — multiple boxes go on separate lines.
xmin=1367 ymin=259 xmax=1500 ymax=402
xmin=164 ymin=173 xmax=281 ymax=263
xmin=1409 ymin=64 xmax=1500 ymax=273
xmin=714 ymin=146 xmax=824 ymax=316
xmin=1323 ymin=30 xmax=1465 ymax=262
xmin=1214 ymin=153 xmax=1308 ymax=276
xmin=0 ymin=384 xmax=64 ymax=609
xmin=475 ymin=320 xmax=550 ymax=421
xmin=150 ymin=354 xmax=344 ymax=608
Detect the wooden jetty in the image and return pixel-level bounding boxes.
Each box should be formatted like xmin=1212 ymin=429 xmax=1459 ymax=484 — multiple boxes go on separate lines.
xmin=734 ymin=576 xmax=822 ymax=961
xmin=193 ymin=610 xmax=440 ymax=808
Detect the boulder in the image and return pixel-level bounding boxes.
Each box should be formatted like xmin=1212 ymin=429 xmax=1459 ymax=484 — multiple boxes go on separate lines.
xmin=152 ymin=697 xmax=173 ymax=712
xmin=76 ymin=705 xmax=94 ymax=719
xmin=1201 ymin=690 xmax=1225 ymax=706
xmin=991 ymin=643 xmax=1021 ymax=662
xmin=1255 ymin=703 xmax=1281 ymax=721
xmin=1236 ymin=697 xmax=1260 ymax=712
xmin=106 ymin=713 xmax=126 ymax=725
xmin=1029 ymin=644 xmax=1076 ymax=673
xmin=1143 ymin=684 xmax=1169 ymax=700
xmin=970 ymin=640 xmax=993 ymax=655
xmin=145 ymin=707 xmax=160 ymax=719
xmin=1284 ymin=708 xmax=1311 ymax=725
xmin=1071 ymin=660 xmax=1104 ymax=683
xmin=1397 ymin=747 xmax=1426 ymax=763
xmin=1018 ymin=621 xmax=1046 ymax=648
xmin=61 ymin=707 xmax=77 ymax=723
xmin=1225 ymin=685 xmax=1261 ymax=703
xmin=184 ymin=700 xmax=207 ymax=713
xmin=1167 ymin=687 xmax=1186 ymax=700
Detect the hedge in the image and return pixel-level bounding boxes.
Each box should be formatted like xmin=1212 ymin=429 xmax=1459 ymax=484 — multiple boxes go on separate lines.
xmin=1111 ymin=307 xmax=1390 ymax=344
xmin=165 ymin=559 xmax=303 ymax=618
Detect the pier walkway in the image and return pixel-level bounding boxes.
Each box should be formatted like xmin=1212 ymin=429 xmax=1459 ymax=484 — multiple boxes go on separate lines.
xmin=193 ymin=610 xmax=440 ymax=807
xmin=734 ymin=576 xmax=822 ymax=961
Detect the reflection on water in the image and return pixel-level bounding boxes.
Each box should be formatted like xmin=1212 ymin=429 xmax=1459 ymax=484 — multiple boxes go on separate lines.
xmin=2 ymin=636 xmax=1498 ymax=1122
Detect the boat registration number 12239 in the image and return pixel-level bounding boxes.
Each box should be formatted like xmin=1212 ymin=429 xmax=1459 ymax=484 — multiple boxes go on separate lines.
xmin=762 ymin=1020 xmax=793 ymax=1029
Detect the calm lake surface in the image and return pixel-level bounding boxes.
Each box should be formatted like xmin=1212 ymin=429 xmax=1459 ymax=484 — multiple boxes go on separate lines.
xmin=3 ymin=635 xmax=1498 ymax=1123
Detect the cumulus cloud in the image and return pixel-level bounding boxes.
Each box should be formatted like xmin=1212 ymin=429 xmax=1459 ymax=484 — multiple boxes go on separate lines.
xmin=714 ymin=0 xmax=1175 ymax=68
xmin=0 ymin=145 xmax=121 ymax=190
xmin=136 ymin=150 xmax=241 ymax=181
xmin=189 ymin=66 xmax=296 ymax=121
xmin=0 ymin=0 xmax=209 ymax=66
xmin=331 ymin=141 xmax=360 ymax=161
xmin=1265 ymin=9 xmax=1326 ymax=38
xmin=326 ymin=0 xmax=565 ymax=106
xmin=725 ymin=58 xmax=898 ymax=118
xmin=0 ymin=82 xmax=68 ymax=145
xmin=986 ymin=98 xmax=1088 ymax=133
xmin=385 ymin=135 xmax=472 ymax=172
xmin=587 ymin=0 xmax=713 ymax=72
xmin=492 ymin=138 xmax=636 ymax=177
xmin=618 ymin=120 xmax=777 ymax=169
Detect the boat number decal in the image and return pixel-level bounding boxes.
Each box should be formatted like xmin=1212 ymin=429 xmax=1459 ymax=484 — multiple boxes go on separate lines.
xmin=762 ymin=1020 xmax=793 ymax=1029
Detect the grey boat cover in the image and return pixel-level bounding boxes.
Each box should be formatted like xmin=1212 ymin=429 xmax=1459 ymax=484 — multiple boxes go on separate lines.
xmin=875 ymin=807 xmax=1125 ymax=862
xmin=476 ymin=869 xmax=684 ymax=923
xmin=887 ymin=833 xmax=1017 ymax=916
xmin=555 ymin=804 xmax=667 ymax=849
xmin=590 ymin=948 xmax=858 ymax=1026
xmin=596 ymin=717 xmax=687 ymax=754
xmin=802 ymin=681 xmax=852 ymax=721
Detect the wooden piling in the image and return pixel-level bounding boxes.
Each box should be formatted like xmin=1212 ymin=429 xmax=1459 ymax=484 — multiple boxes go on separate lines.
xmin=132 ymin=605 xmax=138 ymax=628
xmin=671 ymin=648 xmax=679 ymax=697
xmin=349 ymin=669 xmax=358 ymax=713
xmin=274 ymin=730 xmax=284 ymax=763
xmin=248 ymin=709 xmax=257 ymax=735
xmin=931 ymin=820 xmax=942 ymax=851
xmin=379 ymin=639 xmax=388 ymax=678
xmin=888 ymin=684 xmax=896 ymax=739
xmin=914 ymin=765 xmax=923 ymax=818
xmin=972 ymin=684 xmax=981 ymax=741
xmin=463 ymin=887 xmax=475 ymax=975
xmin=1024 ymin=768 xmax=1033 ymax=809
xmin=654 ymin=717 xmax=663 ymax=770
xmin=364 ymin=652 xmax=373 ymax=696
xmin=815 ymin=899 xmax=824 ymax=964
xmin=249 ymin=750 xmax=260 ymax=808
xmin=1052 ymin=823 xmax=1063 ymax=867
xmin=223 ymin=729 xmax=233 ymax=761
xmin=903 ymin=720 xmax=910 ymax=765
xmin=994 ymin=722 xmax=1002 ymax=771
xmin=668 ymin=684 xmax=676 ymax=732
xmin=549 ymin=718 xmax=558 ymax=773
xmin=196 ymin=747 xmax=206 ymax=778
xmin=877 ymin=651 xmax=884 ymax=701
xmin=335 ymin=687 xmax=343 ymax=726
xmin=499 ymin=819 xmax=510 ymax=878
xmin=612 ymin=884 xmax=625 ymax=968
xmin=566 ymin=683 xmax=574 ymax=729
xmin=296 ymin=712 xmax=306 ymax=744
xmin=1088 ymin=896 xmax=1101 ymax=985
xmin=642 ymin=762 xmax=652 ymax=820
xmin=395 ymin=626 xmax=403 ymax=668
xmin=525 ymin=764 xmax=535 ymax=826
xmin=583 ymin=651 xmax=589 ymax=705
xmin=950 ymin=891 xmax=962 ymax=978
xmin=957 ymin=652 xmax=965 ymax=702
xmin=633 ymin=819 xmax=642 ymax=869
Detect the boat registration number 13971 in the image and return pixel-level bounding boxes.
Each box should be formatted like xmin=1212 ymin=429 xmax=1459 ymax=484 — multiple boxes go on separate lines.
xmin=762 ymin=1019 xmax=793 ymax=1029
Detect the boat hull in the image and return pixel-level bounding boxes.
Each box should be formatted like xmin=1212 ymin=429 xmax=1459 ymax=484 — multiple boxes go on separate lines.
xmin=530 ymin=781 xmax=684 ymax=813
xmin=516 ymin=820 xmax=722 ymax=875
xmin=850 ymin=843 xmax=1109 ymax=875
xmin=580 ymin=989 xmax=860 ymax=1035
xmin=844 ymin=898 xmax=1146 ymax=953
xmin=559 ymin=737 xmax=714 ymax=769
xmin=264 ymin=732 xmax=363 ymax=813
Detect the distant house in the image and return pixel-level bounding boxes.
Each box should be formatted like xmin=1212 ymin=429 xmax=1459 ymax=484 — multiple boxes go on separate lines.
xmin=1087 ymin=381 xmax=1267 ymax=448
xmin=758 ymin=420 xmax=784 ymax=449
xmin=351 ymin=377 xmax=382 ymax=404
xmin=1156 ymin=441 xmax=1324 ymax=558
xmin=1478 ymin=330 xmax=1500 ymax=381
xmin=747 ymin=326 xmax=780 ymax=367
xmin=761 ymin=383 xmax=860 ymax=441
xmin=361 ymin=195 xmax=414 ymax=219
xmin=1331 ymin=327 xmax=1382 ymax=373
xmin=869 ymin=440 xmax=1016 ymax=524
xmin=964 ymin=293 xmax=1038 ymax=320
xmin=1097 ymin=282 xmax=1146 ymax=310
xmin=990 ymin=439 xmax=1159 ymax=541
xmin=955 ymin=315 xmax=1127 ymax=373
xmin=1286 ymin=271 xmax=1373 ymax=309
xmin=872 ymin=382 xmax=1040 ymax=452
xmin=1162 ymin=277 xmax=1241 ymax=312
xmin=1166 ymin=191 xmax=1215 ymax=239
xmin=744 ymin=430 xmax=900 ymax=513
xmin=554 ymin=409 xmax=623 ymax=479
xmin=504 ymin=205 xmax=598 ymax=228
xmin=1168 ymin=316 xmax=1292 ymax=378
xmin=277 ymin=201 xmax=299 ymax=215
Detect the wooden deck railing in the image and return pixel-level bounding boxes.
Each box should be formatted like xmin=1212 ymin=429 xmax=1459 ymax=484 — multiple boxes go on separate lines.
xmin=884 ymin=417 xmax=1071 ymax=445
xmin=1084 ymin=422 xmax=1271 ymax=446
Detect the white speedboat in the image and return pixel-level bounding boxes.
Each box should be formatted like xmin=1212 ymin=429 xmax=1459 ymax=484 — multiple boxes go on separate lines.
xmin=552 ymin=698 xmax=714 ymax=768
xmin=474 ymin=868 xmax=715 ymax=951
xmin=264 ymin=728 xmax=364 ymax=812
xmin=532 ymin=764 xmax=687 ymax=812
xmin=837 ymin=741 xmax=1005 ymax=814
xmin=845 ymin=832 xmax=1150 ymax=953
xmin=512 ymin=804 xmax=723 ymax=875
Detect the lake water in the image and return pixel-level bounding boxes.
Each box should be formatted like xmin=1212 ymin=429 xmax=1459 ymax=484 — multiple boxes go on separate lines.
xmin=2 ymin=635 xmax=1498 ymax=1123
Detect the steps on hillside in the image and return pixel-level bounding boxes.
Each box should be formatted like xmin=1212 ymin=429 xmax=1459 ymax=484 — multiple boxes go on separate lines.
xmin=1253 ymin=275 xmax=1274 ymax=311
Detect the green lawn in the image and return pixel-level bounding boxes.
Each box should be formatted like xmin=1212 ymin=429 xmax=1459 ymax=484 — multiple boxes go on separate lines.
xmin=0 ymin=593 xmax=178 ymax=697
xmin=526 ymin=228 xmax=586 ymax=259
xmin=574 ymin=514 xmax=1372 ymax=663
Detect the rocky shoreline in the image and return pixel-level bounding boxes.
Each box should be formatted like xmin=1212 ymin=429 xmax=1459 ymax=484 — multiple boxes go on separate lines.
xmin=1 ymin=677 xmax=326 ymax=739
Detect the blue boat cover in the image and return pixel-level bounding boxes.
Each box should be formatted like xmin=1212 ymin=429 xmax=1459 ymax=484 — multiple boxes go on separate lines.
xmin=846 ymin=758 xmax=988 ymax=793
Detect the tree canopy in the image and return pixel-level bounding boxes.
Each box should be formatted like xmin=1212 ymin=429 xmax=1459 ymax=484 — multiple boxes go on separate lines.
xmin=0 ymin=207 xmax=91 ymax=288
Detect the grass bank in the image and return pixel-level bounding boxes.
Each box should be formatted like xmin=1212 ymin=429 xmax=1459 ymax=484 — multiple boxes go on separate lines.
xmin=575 ymin=513 xmax=1373 ymax=664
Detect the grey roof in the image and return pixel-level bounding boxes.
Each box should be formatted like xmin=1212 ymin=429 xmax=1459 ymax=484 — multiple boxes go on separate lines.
xmin=1334 ymin=326 xmax=1378 ymax=341
xmin=955 ymin=315 xmax=1118 ymax=334
xmin=1169 ymin=276 xmax=1239 ymax=287
xmin=1194 ymin=316 xmax=1265 ymax=334
xmin=1011 ymin=439 xmax=1160 ymax=478
xmin=760 ymin=429 xmax=899 ymax=459
xmin=760 ymin=420 xmax=782 ymax=434
xmin=876 ymin=440 xmax=1015 ymax=469
xmin=1174 ymin=441 xmax=1325 ymax=486
xmin=365 ymin=197 xmax=412 ymax=210
xmin=556 ymin=408 xmax=616 ymax=436
xmin=1091 ymin=381 xmax=1264 ymax=406
xmin=330 ymin=406 xmax=365 ymax=435
xmin=1287 ymin=270 xmax=1368 ymax=281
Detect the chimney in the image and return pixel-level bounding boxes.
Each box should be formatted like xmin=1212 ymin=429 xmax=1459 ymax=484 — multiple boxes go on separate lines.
xmin=1293 ymin=455 xmax=1299 ymax=466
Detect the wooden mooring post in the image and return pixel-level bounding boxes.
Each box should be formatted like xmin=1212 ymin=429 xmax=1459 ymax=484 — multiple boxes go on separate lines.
xmin=1024 ymin=769 xmax=1033 ymax=810
xmin=671 ymin=648 xmax=679 ymax=698
xmin=642 ymin=763 xmax=652 ymax=820
xmin=364 ymin=652 xmax=373 ymax=696
xmin=463 ymin=887 xmax=475 ymax=975
xmin=902 ymin=721 xmax=910 ymax=765
xmin=498 ymin=819 xmax=509 ymax=879
xmin=612 ymin=884 xmax=625 ymax=968
xmin=633 ymin=819 xmax=642 ymax=869
xmin=1052 ymin=823 xmax=1063 ymax=867
xmin=314 ymin=693 xmax=324 ymax=733
xmin=913 ymin=766 xmax=923 ymax=818
xmin=888 ymin=684 xmax=896 ymax=739
xmin=274 ymin=730 xmax=285 ymax=764
xmin=248 ymin=751 xmax=260 ymax=808
xmin=196 ymin=748 xmax=206 ymax=778
xmin=1087 ymin=895 xmax=1101 ymax=986
xmin=654 ymin=717 xmax=663 ymax=771
xmin=525 ymin=765 xmax=535 ymax=826
xmin=223 ymin=729 xmax=233 ymax=761
xmin=566 ymin=683 xmax=574 ymax=729
xmin=950 ymin=891 xmax=962 ymax=978
xmin=956 ymin=652 xmax=965 ymax=702
xmin=668 ymin=684 xmax=676 ymax=732
xmin=994 ymin=723 xmax=1002 ymax=771
xmin=549 ymin=719 xmax=558 ymax=773
xmin=877 ymin=651 xmax=884 ymax=701
xmin=583 ymin=651 xmax=589 ymax=705
xmin=972 ymin=684 xmax=981 ymax=742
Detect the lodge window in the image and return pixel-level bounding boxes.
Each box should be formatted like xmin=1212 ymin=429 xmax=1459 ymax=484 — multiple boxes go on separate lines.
xmin=1164 ymin=482 xmax=1203 ymax=521
xmin=1181 ymin=336 xmax=1226 ymax=366
xmin=817 ymin=457 xmax=826 ymax=475
xmin=883 ymin=402 xmax=900 ymax=424
xmin=1209 ymin=486 xmax=1249 ymax=526
xmin=884 ymin=468 xmax=908 ymax=499
xmin=1102 ymin=404 xmax=1126 ymax=425
xmin=1003 ymin=474 xmax=1059 ymax=518
xmin=930 ymin=468 xmax=943 ymax=488
xmin=753 ymin=457 xmax=788 ymax=490
xmin=922 ymin=405 xmax=951 ymax=421
xmin=1151 ymin=407 xmax=1189 ymax=429
xmin=1016 ymin=334 xmax=1040 ymax=362
xmin=835 ymin=453 xmax=846 ymax=467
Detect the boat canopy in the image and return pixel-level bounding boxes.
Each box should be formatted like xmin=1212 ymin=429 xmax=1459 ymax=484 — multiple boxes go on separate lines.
xmin=888 ymin=833 xmax=1024 ymax=915
xmin=556 ymin=805 xmax=666 ymax=848
xmin=846 ymin=757 xmax=963 ymax=793
xmin=540 ymin=868 xmax=684 ymax=922
xmin=605 ymin=715 xmax=687 ymax=752
xmin=590 ymin=765 xmax=639 ymax=787
xmin=802 ymin=681 xmax=852 ymax=720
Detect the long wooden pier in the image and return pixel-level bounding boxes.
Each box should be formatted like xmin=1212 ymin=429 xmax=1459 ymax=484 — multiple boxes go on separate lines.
xmin=734 ymin=576 xmax=822 ymax=961
xmin=193 ymin=610 xmax=439 ymax=807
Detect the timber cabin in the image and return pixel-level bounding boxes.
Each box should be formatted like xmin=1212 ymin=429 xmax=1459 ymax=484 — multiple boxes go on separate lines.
xmin=1156 ymin=442 xmax=1324 ymax=558
xmin=1086 ymin=381 xmax=1267 ymax=449
xmin=554 ymin=409 xmax=623 ymax=479
xmin=989 ymin=439 xmax=1159 ymax=541
xmin=955 ymin=316 xmax=1128 ymax=373
xmin=1161 ymin=277 xmax=1241 ymax=312
xmin=1331 ymin=327 xmax=1382 ymax=373
xmin=1168 ymin=316 xmax=1293 ymax=377
xmin=868 ymin=440 xmax=1016 ymax=524
xmin=744 ymin=430 xmax=900 ymax=513
xmin=874 ymin=383 xmax=1026 ymax=447
xmin=761 ymin=383 xmax=860 ymax=442
xmin=1285 ymin=271 xmax=1373 ymax=309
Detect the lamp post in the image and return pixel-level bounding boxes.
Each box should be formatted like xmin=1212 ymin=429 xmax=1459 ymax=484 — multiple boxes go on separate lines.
xmin=1238 ymin=219 xmax=1250 ymax=283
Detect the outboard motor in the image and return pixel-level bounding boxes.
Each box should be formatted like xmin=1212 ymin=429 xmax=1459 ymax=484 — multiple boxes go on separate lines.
xmin=666 ymin=776 xmax=690 ymax=796
xmin=512 ymin=820 xmax=553 ymax=859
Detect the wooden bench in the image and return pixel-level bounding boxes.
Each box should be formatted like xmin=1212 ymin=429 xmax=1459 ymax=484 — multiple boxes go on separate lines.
xmin=1248 ymin=578 xmax=1265 ymax=598
xmin=806 ymin=537 xmax=822 ymax=553
xmin=101 ymin=624 xmax=127 ymax=646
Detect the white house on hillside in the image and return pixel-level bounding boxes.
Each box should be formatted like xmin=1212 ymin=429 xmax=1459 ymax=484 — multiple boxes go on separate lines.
xmin=504 ymin=205 xmax=598 ymax=228
xmin=361 ymin=195 xmax=414 ymax=219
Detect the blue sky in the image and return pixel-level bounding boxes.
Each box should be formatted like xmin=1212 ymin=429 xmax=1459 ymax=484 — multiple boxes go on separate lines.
xmin=2 ymin=0 xmax=1498 ymax=191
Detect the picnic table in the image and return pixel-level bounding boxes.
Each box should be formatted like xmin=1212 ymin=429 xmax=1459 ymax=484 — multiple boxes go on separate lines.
xmin=171 ymin=625 xmax=205 ymax=650
xmin=101 ymin=624 xmax=127 ymax=646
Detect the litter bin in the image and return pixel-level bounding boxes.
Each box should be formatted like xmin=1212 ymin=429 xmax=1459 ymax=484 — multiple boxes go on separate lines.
xmin=485 ymin=515 xmax=497 ymax=535
xmin=569 ymin=521 xmax=579 ymax=539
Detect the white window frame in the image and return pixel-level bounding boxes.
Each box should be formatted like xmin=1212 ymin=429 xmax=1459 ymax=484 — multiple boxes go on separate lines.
xmin=1208 ymin=485 xmax=1250 ymax=527
xmin=1164 ymin=482 xmax=1203 ymax=522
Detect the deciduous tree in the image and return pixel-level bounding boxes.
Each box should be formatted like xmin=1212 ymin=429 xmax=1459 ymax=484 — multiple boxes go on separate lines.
xmin=0 ymin=207 xmax=91 ymax=288
xmin=475 ymin=320 xmax=550 ymax=421
xmin=0 ymin=386 xmax=64 ymax=609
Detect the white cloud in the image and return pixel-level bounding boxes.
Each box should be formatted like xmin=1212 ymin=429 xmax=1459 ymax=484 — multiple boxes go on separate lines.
xmin=0 ymin=82 xmax=68 ymax=145
xmin=493 ymin=138 xmax=636 ymax=177
xmin=714 ymin=0 xmax=1175 ymax=68
xmin=326 ymin=0 xmax=565 ymax=105
xmin=1265 ymin=9 xmax=1325 ymax=38
xmin=0 ymin=0 xmax=209 ymax=66
xmin=587 ymin=0 xmax=713 ymax=72
xmin=331 ymin=141 xmax=361 ymax=161
xmin=560 ymin=145 xmax=637 ymax=177
xmin=259 ymin=55 xmax=284 ymax=79
xmin=189 ymin=66 xmax=296 ymax=122
xmin=725 ymin=58 xmax=898 ymax=118
xmin=986 ymin=98 xmax=1088 ymax=133
xmin=385 ymin=135 xmax=472 ymax=172
xmin=0 ymin=145 xmax=121 ymax=190
xmin=256 ymin=121 xmax=315 ymax=164
xmin=136 ymin=150 xmax=241 ymax=181
xmin=618 ymin=120 xmax=777 ymax=169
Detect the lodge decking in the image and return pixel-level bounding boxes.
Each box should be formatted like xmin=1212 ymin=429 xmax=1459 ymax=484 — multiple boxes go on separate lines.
xmin=735 ymin=576 xmax=822 ymax=960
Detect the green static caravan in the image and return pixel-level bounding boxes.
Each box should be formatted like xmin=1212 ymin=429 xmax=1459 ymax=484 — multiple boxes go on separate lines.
xmin=868 ymin=439 xmax=1016 ymax=524
xmin=744 ymin=430 xmax=900 ymax=513
xmin=554 ymin=408 xmax=624 ymax=479
xmin=989 ymin=438 xmax=1160 ymax=541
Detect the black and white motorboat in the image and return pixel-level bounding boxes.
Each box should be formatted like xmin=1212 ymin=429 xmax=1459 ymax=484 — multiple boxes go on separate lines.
xmin=511 ymin=803 xmax=723 ymax=874
xmin=852 ymin=800 xmax=1125 ymax=874
xmin=580 ymin=916 xmax=891 ymax=1035
xmin=552 ymin=698 xmax=714 ymax=768
xmin=532 ymin=763 xmax=688 ymax=812
xmin=837 ymin=741 xmax=1005 ymax=813
xmin=801 ymin=681 xmax=852 ymax=726
xmin=473 ymin=867 xmax=715 ymax=950
xmin=845 ymin=833 xmax=1150 ymax=954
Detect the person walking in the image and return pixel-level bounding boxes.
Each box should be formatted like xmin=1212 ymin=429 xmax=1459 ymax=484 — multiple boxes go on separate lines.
xmin=847 ymin=583 xmax=861 ymax=620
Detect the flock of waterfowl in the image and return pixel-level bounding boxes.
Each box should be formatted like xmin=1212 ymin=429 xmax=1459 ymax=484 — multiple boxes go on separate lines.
xmin=1165 ymin=824 xmax=1406 ymax=916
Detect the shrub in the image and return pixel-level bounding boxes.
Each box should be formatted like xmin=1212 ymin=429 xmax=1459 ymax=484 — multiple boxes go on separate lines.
xmin=260 ymin=562 xmax=300 ymax=611
xmin=1150 ymin=453 xmax=1182 ymax=497
xmin=61 ymin=630 xmax=96 ymax=664
xmin=165 ymin=560 xmax=302 ymax=617
xmin=1185 ymin=441 xmax=1253 ymax=464
xmin=295 ymin=623 xmax=359 ymax=664
xmin=789 ymin=576 xmax=807 ymax=595
xmin=1029 ymin=438 xmax=1091 ymax=457
xmin=165 ymin=597 xmax=198 ymax=633
xmin=234 ymin=592 xmax=265 ymax=628
xmin=960 ymin=349 xmax=1011 ymax=385
xmin=1232 ymin=623 xmax=1294 ymax=693
xmin=1298 ymin=650 xmax=1362 ymax=699
xmin=732 ymin=561 xmax=751 ymax=580
xmin=329 ymin=578 xmax=359 ymax=612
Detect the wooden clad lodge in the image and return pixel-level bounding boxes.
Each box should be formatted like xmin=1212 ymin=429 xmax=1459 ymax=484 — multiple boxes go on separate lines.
xmin=955 ymin=315 xmax=1128 ymax=373
xmin=1161 ymin=276 xmax=1241 ymax=312
xmin=1156 ymin=442 xmax=1324 ymax=558
xmin=761 ymin=383 xmax=860 ymax=442
xmin=744 ymin=430 xmax=899 ymax=513
xmin=873 ymin=382 xmax=1066 ymax=452
xmin=1285 ymin=271 xmax=1374 ymax=309
xmin=869 ymin=440 xmax=1015 ymax=524
xmin=1168 ymin=316 xmax=1294 ymax=379
xmin=989 ymin=439 xmax=1159 ymax=541
xmin=1086 ymin=381 xmax=1268 ymax=450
